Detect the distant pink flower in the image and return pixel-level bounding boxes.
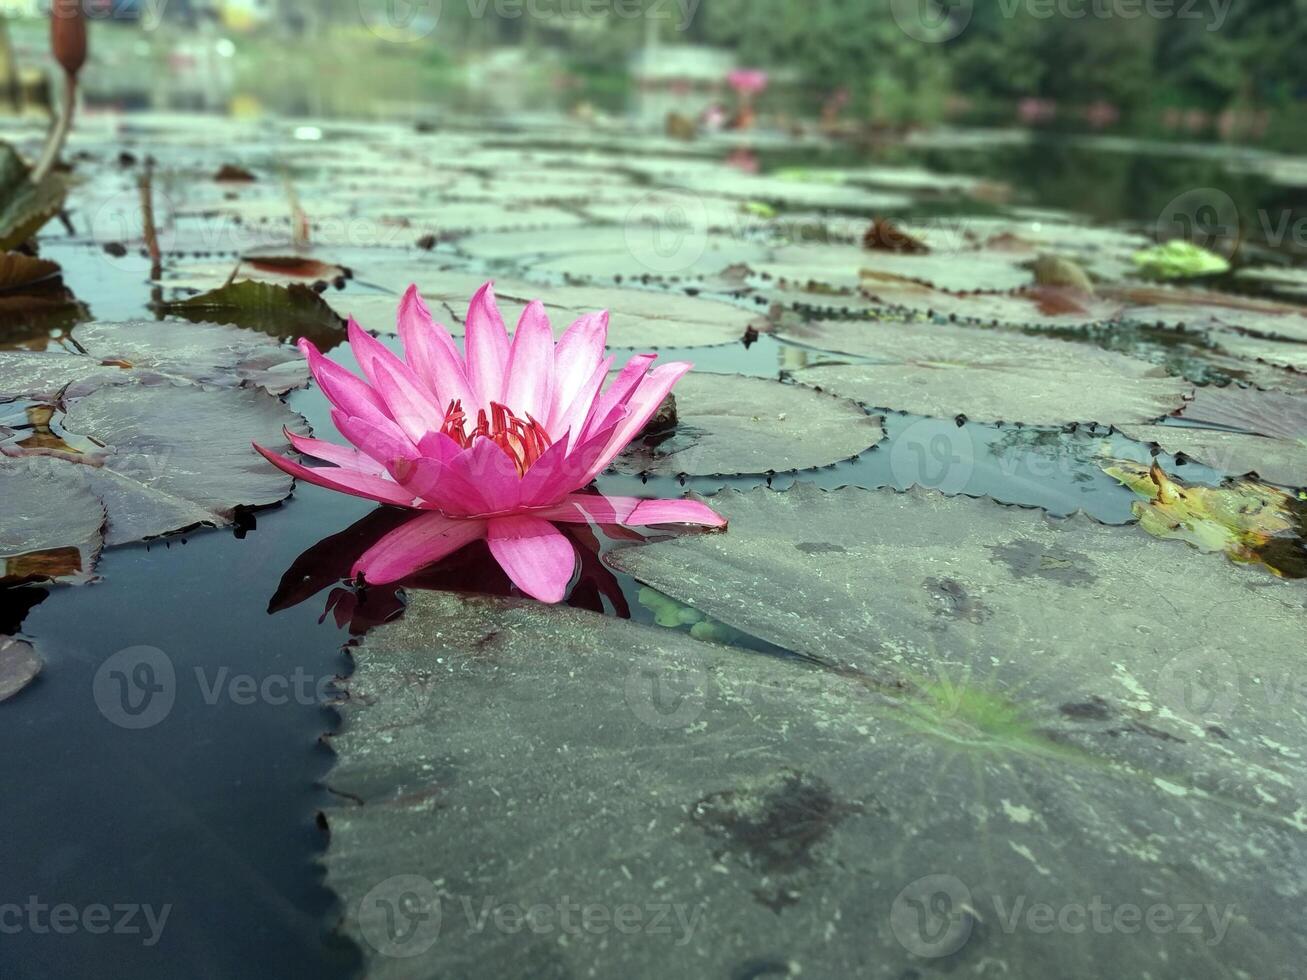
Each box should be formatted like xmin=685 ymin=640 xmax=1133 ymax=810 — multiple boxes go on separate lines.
xmin=255 ymin=283 xmax=726 ymax=602
xmin=727 ymin=69 xmax=769 ymax=97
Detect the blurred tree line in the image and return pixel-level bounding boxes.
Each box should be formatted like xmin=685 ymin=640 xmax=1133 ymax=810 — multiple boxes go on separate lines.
xmin=343 ymin=0 xmax=1307 ymax=120
xmin=690 ymin=0 xmax=1307 ymax=117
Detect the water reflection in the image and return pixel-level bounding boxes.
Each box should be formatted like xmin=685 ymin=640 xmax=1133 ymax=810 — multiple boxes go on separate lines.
xmin=270 ymin=506 xmax=633 ymax=634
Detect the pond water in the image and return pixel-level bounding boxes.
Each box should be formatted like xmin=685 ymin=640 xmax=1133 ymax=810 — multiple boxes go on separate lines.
xmin=2 ymin=114 xmax=1305 ymax=978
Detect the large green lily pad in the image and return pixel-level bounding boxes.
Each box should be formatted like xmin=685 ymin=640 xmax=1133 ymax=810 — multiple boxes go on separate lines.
xmin=786 ymin=319 xmax=1189 ymax=425
xmin=612 ymin=373 xmax=883 ymax=476
xmin=326 ymin=535 xmax=1307 ymax=979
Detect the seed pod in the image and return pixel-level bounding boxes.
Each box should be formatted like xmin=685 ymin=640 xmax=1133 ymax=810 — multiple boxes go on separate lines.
xmin=50 ymin=0 xmax=87 ymax=79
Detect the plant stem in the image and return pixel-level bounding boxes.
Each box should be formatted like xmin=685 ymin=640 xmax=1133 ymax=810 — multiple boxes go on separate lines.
xmin=31 ymin=70 xmax=75 ymax=185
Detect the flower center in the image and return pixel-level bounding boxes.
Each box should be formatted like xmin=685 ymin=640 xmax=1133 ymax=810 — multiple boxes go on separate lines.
xmin=440 ymin=400 xmax=552 ymax=476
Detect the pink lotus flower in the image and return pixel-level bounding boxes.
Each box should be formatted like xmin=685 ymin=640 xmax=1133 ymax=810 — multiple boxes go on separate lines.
xmin=727 ymin=69 xmax=769 ymax=97
xmin=254 ymin=283 xmax=726 ymax=602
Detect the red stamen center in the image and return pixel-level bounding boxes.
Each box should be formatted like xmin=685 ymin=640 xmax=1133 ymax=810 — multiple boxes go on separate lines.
xmin=440 ymin=400 xmax=552 ymax=476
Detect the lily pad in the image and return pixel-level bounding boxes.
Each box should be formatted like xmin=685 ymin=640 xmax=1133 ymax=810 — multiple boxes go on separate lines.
xmin=786 ymin=320 xmax=1189 ymax=425
xmin=0 ymin=319 xmax=310 ymax=400
xmin=0 ymin=455 xmax=105 ymax=585
xmin=1103 ymin=461 xmax=1305 ymax=577
xmin=458 ymin=225 xmax=770 ymax=281
xmin=1177 ymin=386 xmax=1307 ymax=441
xmin=156 ymin=281 xmax=346 ymax=351
xmin=858 ymin=271 xmax=1127 ymax=327
xmin=612 ymin=373 xmax=883 ymax=476
xmin=0 ymin=143 xmax=70 ymax=251
xmin=0 ymin=636 xmax=42 ymax=703
xmin=327 ymin=531 xmax=1307 ymax=979
xmin=1117 ymin=424 xmax=1307 ymax=489
xmin=53 ymin=379 xmax=304 ymax=545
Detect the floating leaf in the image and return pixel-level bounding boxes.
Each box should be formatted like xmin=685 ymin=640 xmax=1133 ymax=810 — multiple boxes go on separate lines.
xmin=786 ymin=319 xmax=1189 ymax=425
xmin=857 ymin=270 xmax=1126 ymax=324
xmin=612 ymin=373 xmax=883 ymax=476
xmin=327 ymin=545 xmax=1307 ymax=979
xmin=0 ymin=636 xmax=42 ymax=703
xmin=1103 ymin=460 xmax=1305 ymax=577
xmin=0 ymin=143 xmax=70 ymax=251
xmin=53 ymin=379 xmax=305 ymax=545
xmin=1177 ymin=386 xmax=1307 ymax=442
xmin=156 ymin=281 xmax=345 ymax=351
xmin=1132 ymin=240 xmax=1231 ymax=280
xmin=0 ymin=455 xmax=105 ymax=585
xmin=863 ymin=217 xmax=928 ymax=253
xmin=1118 ymin=423 xmax=1306 ymax=489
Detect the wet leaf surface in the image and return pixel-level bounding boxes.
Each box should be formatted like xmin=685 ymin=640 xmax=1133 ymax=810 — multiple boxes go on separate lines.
xmin=54 ymin=378 xmax=304 ymax=545
xmin=786 ymin=319 xmax=1190 ymax=425
xmin=1116 ymin=424 xmax=1307 ymax=489
xmin=612 ymin=373 xmax=883 ymax=476
xmin=0 ymin=455 xmax=104 ymax=585
xmin=1177 ymin=386 xmax=1307 ymax=441
xmin=0 ymin=635 xmax=42 ymax=703
xmin=327 ymin=549 xmax=1307 ymax=979
xmin=0 ymin=319 xmax=310 ymax=399
xmin=0 ymin=143 xmax=70 ymax=250
xmin=156 ymin=281 xmax=346 ymax=350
